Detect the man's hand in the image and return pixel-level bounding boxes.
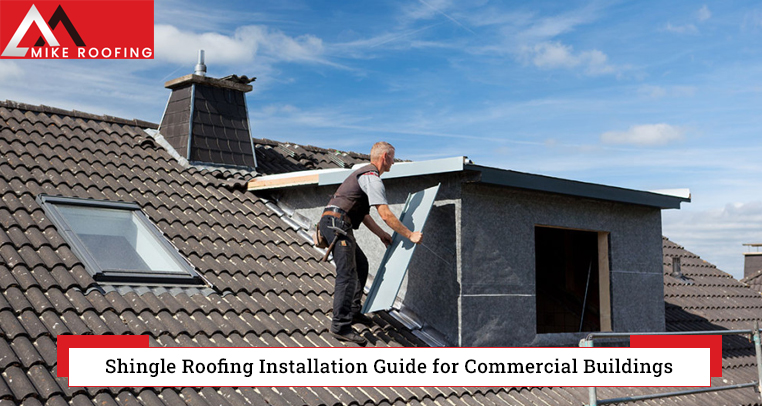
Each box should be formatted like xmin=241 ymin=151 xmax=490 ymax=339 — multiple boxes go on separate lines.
xmin=377 ymin=204 xmax=424 ymax=244
xmin=379 ymin=232 xmax=393 ymax=247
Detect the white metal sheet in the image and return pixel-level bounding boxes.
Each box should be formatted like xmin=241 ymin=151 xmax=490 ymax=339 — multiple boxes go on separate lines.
xmin=318 ymin=157 xmax=464 ymax=186
xmin=362 ymin=184 xmax=441 ymax=313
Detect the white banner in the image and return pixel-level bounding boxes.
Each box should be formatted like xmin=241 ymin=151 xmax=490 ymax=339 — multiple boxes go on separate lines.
xmin=68 ymin=347 xmax=710 ymax=387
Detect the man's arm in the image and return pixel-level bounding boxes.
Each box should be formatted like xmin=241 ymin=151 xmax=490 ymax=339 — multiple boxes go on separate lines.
xmin=376 ymin=204 xmax=423 ymax=244
xmin=363 ymin=215 xmax=392 ymax=247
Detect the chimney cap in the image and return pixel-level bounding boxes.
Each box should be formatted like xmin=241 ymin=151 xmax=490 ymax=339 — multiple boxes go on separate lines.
xmin=164 ymin=74 xmax=254 ymax=92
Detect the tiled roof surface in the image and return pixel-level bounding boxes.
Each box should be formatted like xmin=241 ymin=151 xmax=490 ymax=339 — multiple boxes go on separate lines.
xmin=0 ymin=100 xmax=596 ymax=406
xmin=253 ymin=138 xmax=371 ymax=175
xmin=2 ymin=99 xmax=762 ymax=405
xmin=662 ymin=236 xmax=762 ymax=405
xmin=741 ymin=269 xmax=762 ymax=295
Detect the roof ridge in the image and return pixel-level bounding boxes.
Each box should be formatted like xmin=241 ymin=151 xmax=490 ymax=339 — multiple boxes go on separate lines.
xmin=0 ymin=99 xmax=158 ymax=129
xmin=252 ymin=137 xmax=369 ymax=158
xmin=741 ymin=268 xmax=762 ymax=283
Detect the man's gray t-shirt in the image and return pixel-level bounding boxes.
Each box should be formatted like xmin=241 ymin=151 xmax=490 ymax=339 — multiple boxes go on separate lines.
xmin=358 ymin=171 xmax=388 ymax=206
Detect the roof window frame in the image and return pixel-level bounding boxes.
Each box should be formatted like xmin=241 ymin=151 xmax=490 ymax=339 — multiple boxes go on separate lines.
xmin=37 ymin=194 xmax=205 ymax=286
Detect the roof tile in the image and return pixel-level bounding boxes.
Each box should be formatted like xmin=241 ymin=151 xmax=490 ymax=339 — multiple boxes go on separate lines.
xmin=0 ymin=266 xmax=15 ymax=291
xmin=27 ymin=364 xmax=61 ymax=399
xmin=24 ymin=288 xmax=53 ymax=314
xmin=17 ymin=310 xmax=48 ymax=339
xmin=0 ymin=339 xmax=19 ymax=370
xmin=199 ymin=387 xmax=233 ymax=406
xmin=100 ymin=311 xmax=129 ymax=335
xmin=2 ymin=365 xmax=36 ymax=401
xmin=9 ymin=337 xmax=41 ymax=369
xmin=0 ymin=378 xmax=10 ymax=401
xmin=92 ymin=393 xmax=120 ymax=406
xmin=32 ymin=266 xmax=65 ymax=296
xmin=234 ymin=387 xmax=271 ymax=405
xmin=10 ymin=265 xmax=39 ymax=291
xmin=100 ymin=291 xmax=128 ymax=314
xmin=20 ymin=397 xmax=44 ymax=406
xmin=3 ymin=287 xmax=32 ymax=314
xmin=179 ymin=387 xmax=211 ymax=406
xmin=64 ymin=289 xmax=94 ymax=315
xmin=48 ymin=266 xmax=78 ymax=291
xmin=42 ymin=289 xmax=71 ymax=315
xmin=31 ymin=336 xmax=56 ymax=368
xmin=39 ymin=311 xmax=70 ymax=337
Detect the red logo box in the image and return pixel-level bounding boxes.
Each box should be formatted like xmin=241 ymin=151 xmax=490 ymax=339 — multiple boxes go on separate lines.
xmin=1 ymin=0 xmax=154 ymax=59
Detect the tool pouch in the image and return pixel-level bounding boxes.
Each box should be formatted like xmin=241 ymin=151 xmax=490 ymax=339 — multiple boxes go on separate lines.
xmin=312 ymin=223 xmax=328 ymax=248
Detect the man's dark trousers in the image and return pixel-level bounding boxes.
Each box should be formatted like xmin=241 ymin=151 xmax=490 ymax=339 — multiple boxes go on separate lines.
xmin=319 ymin=215 xmax=369 ymax=334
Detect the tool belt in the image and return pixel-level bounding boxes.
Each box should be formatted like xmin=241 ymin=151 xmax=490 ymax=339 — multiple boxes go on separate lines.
xmin=312 ymin=223 xmax=328 ymax=248
xmin=322 ymin=206 xmax=350 ymax=225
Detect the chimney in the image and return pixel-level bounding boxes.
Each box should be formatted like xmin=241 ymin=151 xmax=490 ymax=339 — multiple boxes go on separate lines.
xmin=743 ymin=243 xmax=762 ymax=278
xmin=158 ymin=50 xmax=257 ymax=169
xmin=671 ymin=256 xmax=682 ymax=278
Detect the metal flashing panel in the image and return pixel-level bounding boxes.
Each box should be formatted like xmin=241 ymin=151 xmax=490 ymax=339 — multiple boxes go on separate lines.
xmin=362 ymin=184 xmax=441 ymax=313
xmin=318 ymin=156 xmax=465 ymax=186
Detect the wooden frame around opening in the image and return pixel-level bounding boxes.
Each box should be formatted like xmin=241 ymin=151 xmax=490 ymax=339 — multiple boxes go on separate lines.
xmin=598 ymin=231 xmax=611 ymax=332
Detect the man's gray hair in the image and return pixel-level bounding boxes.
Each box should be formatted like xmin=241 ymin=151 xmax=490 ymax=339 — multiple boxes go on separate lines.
xmin=370 ymin=142 xmax=395 ymax=161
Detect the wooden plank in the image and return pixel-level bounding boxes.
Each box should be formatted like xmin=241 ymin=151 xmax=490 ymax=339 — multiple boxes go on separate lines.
xmin=247 ymin=174 xmax=319 ymax=190
xmin=598 ymin=232 xmax=612 ymax=332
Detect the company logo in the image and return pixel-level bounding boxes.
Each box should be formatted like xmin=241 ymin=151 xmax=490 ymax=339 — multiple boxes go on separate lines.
xmin=0 ymin=1 xmax=154 ymax=59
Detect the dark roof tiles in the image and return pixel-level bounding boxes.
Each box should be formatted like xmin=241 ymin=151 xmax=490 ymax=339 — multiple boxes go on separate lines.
xmin=0 ymin=339 xmax=19 ymax=370
xmin=2 ymin=365 xmax=37 ymax=401
xmin=253 ymin=138 xmax=374 ymax=175
xmin=0 ymin=310 xmax=27 ymax=340
xmin=9 ymin=337 xmax=43 ymax=369
xmin=3 ymin=101 xmax=761 ymax=405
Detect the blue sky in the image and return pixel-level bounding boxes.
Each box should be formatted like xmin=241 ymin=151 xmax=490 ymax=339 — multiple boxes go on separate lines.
xmin=2 ymin=0 xmax=762 ymax=279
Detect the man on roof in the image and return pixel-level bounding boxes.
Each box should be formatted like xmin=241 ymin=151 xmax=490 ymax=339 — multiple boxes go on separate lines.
xmin=320 ymin=141 xmax=423 ymax=344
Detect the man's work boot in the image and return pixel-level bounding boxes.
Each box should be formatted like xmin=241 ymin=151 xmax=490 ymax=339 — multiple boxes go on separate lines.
xmin=331 ymin=330 xmax=367 ymax=345
xmin=352 ymin=313 xmax=373 ymax=326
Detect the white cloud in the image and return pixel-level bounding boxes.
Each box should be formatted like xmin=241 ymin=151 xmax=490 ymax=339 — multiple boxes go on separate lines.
xmin=397 ymin=0 xmax=475 ymax=34
xmin=401 ymin=0 xmax=454 ymax=22
xmin=0 ymin=61 xmax=23 ymax=82
xmin=600 ymin=124 xmax=685 ymax=146
xmin=637 ymin=85 xmax=696 ymax=98
xmin=665 ymin=23 xmax=698 ymax=34
xmin=514 ymin=3 xmax=602 ymax=42
xmin=155 ymin=24 xmax=334 ymax=67
xmin=638 ymin=85 xmax=668 ymax=98
xmin=581 ymin=49 xmax=615 ymax=75
xmin=531 ymin=42 xmax=578 ymax=69
xmin=155 ymin=25 xmax=256 ymax=65
xmin=672 ymin=86 xmax=697 ymax=97
xmin=697 ymin=5 xmax=711 ymax=22
xmin=742 ymin=10 xmax=762 ymax=30
xmin=665 ymin=6 xmax=710 ymax=35
xmin=528 ymin=42 xmax=615 ymax=75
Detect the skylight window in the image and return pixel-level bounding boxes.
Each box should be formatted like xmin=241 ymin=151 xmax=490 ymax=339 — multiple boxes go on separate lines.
xmin=37 ymin=195 xmax=203 ymax=285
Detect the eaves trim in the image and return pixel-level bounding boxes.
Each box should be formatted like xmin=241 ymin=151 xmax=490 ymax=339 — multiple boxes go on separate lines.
xmin=467 ymin=164 xmax=690 ymax=209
